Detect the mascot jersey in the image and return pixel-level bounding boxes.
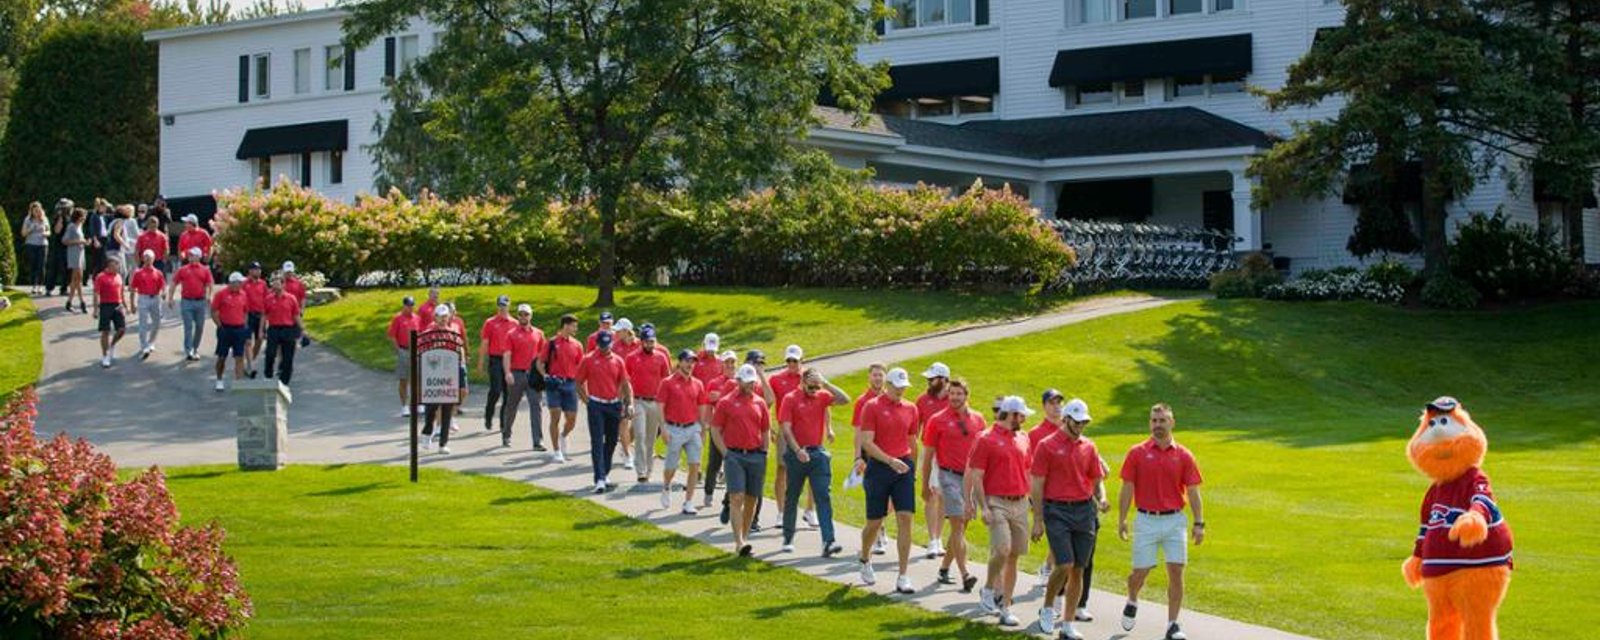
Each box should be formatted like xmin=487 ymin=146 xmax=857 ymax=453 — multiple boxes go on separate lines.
xmin=1414 ymin=466 xmax=1513 ymax=578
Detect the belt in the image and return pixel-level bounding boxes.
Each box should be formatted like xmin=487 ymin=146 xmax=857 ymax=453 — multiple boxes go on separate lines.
xmin=938 ymin=466 xmax=965 ymax=476
xmin=1048 ymin=499 xmax=1094 ymax=507
xmin=728 ymin=447 xmax=766 ymax=455
xmin=635 ymin=396 xmax=656 ymax=402
xmin=182 ymin=297 xmax=204 ymax=301
xmin=1139 ymin=508 xmax=1182 ymax=516
xmin=547 ymin=376 xmax=572 ymax=382
xmin=222 ymin=324 xmax=246 ymax=330
xmin=990 ymin=495 xmax=1027 ymax=501
xmin=667 ymin=421 xmax=696 ymax=428
xmin=588 ymin=397 xmax=621 ymax=404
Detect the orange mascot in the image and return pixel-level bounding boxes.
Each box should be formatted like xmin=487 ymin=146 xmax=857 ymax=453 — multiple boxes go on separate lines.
xmin=1403 ymin=397 xmax=1513 ymax=640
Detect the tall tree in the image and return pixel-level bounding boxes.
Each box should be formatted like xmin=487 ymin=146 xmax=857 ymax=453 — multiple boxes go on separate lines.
xmin=344 ymin=0 xmax=888 ymax=306
xmin=1252 ymin=0 xmax=1554 ymax=276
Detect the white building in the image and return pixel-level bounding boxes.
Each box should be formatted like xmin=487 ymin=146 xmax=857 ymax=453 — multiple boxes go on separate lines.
xmin=147 ymin=2 xmax=1600 ymax=270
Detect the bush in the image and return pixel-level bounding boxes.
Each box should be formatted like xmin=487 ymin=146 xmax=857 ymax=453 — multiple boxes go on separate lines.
xmin=1364 ymin=259 xmax=1417 ymax=291
xmin=0 ymin=206 xmax=14 ymax=286
xmin=0 ymin=390 xmax=252 ymax=638
xmin=1421 ymin=273 xmax=1482 ymax=309
xmin=1449 ymin=213 xmax=1568 ymax=300
xmin=1262 ymin=269 xmax=1404 ymax=303
xmin=1208 ymin=252 xmax=1282 ymax=298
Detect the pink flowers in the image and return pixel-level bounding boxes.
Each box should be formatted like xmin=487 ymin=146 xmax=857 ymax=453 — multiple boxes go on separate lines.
xmin=0 ymin=390 xmax=252 ymax=638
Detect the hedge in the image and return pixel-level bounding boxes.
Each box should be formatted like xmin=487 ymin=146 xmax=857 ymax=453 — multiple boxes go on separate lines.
xmin=215 ymin=180 xmax=1075 ymax=291
xmin=0 ymin=205 xmax=13 ymax=286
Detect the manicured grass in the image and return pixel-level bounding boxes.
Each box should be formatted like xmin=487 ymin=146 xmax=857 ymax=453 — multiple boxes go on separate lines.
xmin=0 ymin=291 xmax=42 ymax=400
xmin=812 ymin=299 xmax=1599 ymax=639
xmin=304 ymin=284 xmax=1085 ymax=381
xmin=161 ymin=464 xmax=1013 ymax=639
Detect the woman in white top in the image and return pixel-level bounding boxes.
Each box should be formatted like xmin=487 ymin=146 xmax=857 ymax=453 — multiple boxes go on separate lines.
xmin=21 ymin=201 xmax=51 ymax=295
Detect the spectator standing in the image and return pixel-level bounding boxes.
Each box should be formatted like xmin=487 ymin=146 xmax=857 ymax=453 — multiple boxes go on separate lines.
xmin=500 ymin=303 xmax=548 ymax=450
xmin=46 ymin=200 xmax=73 ymax=296
xmin=777 ymin=367 xmax=850 ymax=556
xmin=856 ymin=367 xmax=921 ymax=594
xmin=20 ymin=202 xmax=50 ymax=295
xmin=1117 ymin=403 xmax=1204 ymax=640
xmin=87 ymin=199 xmax=112 ymax=276
xmin=167 ymin=248 xmax=211 ymax=360
xmin=967 ymin=395 xmax=1034 ymax=627
xmin=129 ymin=250 xmax=167 ymax=361
xmin=541 ymin=314 xmax=584 ymax=463
xmin=262 ymin=275 xmax=302 ymax=385
xmin=575 ymin=330 xmax=633 ymax=494
xmin=657 ymin=349 xmax=709 ymax=514
xmin=387 ymin=296 xmax=420 ymax=416
xmin=91 ymin=258 xmax=128 ymax=368
xmin=61 ymin=208 xmax=88 ymax=312
xmin=625 ymin=324 xmax=671 ymax=483
xmin=209 ymin=273 xmax=251 ymax=391
xmin=478 ymin=295 xmax=517 ymax=433
xmin=111 ymin=205 xmax=139 ymax=273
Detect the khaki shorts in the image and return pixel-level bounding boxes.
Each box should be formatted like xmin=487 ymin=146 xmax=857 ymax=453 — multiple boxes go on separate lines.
xmin=984 ymin=495 xmax=1030 ymax=557
xmin=395 ymin=347 xmax=411 ymax=381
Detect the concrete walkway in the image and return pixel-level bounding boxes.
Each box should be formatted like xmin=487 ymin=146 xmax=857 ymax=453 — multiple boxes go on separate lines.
xmin=29 ymin=292 xmax=1311 ymax=640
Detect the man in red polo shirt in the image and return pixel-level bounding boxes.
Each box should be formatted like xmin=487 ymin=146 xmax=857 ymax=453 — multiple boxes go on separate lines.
xmin=626 ymin=325 xmax=671 ymax=484
xmin=386 ymin=296 xmax=420 ymax=417
xmin=261 ymin=275 xmax=302 ymax=385
xmin=710 ymin=364 xmax=770 ymax=557
xmin=916 ymin=361 xmax=953 ymax=559
xmin=91 ymin=257 xmax=128 ymax=368
xmin=768 ymin=344 xmax=809 ymax=526
xmin=657 ymin=349 xmax=710 ymax=514
xmin=851 ymin=362 xmax=890 ymax=555
xmin=856 ymin=367 xmax=920 ymax=594
xmin=921 ymin=378 xmax=983 ymax=594
xmin=500 ymin=303 xmax=548 ymax=451
xmin=478 ymin=295 xmax=517 ymax=433
xmin=166 ymin=248 xmax=211 ymax=361
xmin=209 ymin=272 xmax=251 ymax=392
xmin=1031 ymin=398 xmax=1106 ymax=640
xmin=540 ymin=314 xmax=584 ymax=463
xmin=966 ymin=395 xmax=1033 ymax=628
xmin=699 ymin=349 xmax=738 ymax=509
xmin=1030 ymin=390 xmax=1069 ymax=588
xmin=135 ymin=216 xmax=169 ymax=275
xmin=585 ymin=311 xmax=615 ymax=350
xmin=691 ymin=333 xmax=722 ymax=385
xmin=777 ymin=367 xmax=851 ymax=556
xmin=281 ymin=262 xmax=308 ymax=349
xmin=576 ymin=330 xmax=633 ymax=494
xmin=417 ymin=287 xmax=441 ymax=323
xmin=1117 ymin=403 xmax=1204 ymax=640
xmin=129 ymin=250 xmax=166 ymax=361
xmin=610 ymin=318 xmax=638 ymax=469
xmin=177 ymin=215 xmax=212 ymax=262
xmin=241 ymin=262 xmax=269 ymax=377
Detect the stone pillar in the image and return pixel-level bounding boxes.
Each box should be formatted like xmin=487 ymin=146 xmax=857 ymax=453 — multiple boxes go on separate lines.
xmin=1231 ymin=169 xmax=1262 ymax=252
xmin=232 ymin=379 xmax=292 ymax=470
xmin=1030 ymin=180 xmax=1059 ymax=219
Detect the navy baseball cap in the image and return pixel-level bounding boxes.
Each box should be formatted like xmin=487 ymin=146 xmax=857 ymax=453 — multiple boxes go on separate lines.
xmin=596 ymin=331 xmax=614 ymax=348
xmin=248 ymin=261 xmax=262 ymax=271
xmin=745 ymin=349 xmax=765 ymax=364
xmin=496 ymin=294 xmax=511 ymax=307
xmin=639 ymin=325 xmax=657 ymax=341
xmin=1041 ymin=388 xmax=1065 ymax=405
xmin=599 ymin=311 xmax=614 ymax=322
xmin=403 ymin=296 xmax=415 ymax=306
xmin=677 ymin=349 xmax=697 ymax=361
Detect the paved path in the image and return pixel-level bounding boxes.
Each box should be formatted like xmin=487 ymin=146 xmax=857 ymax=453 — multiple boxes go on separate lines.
xmin=29 ymin=293 xmax=1311 ymax=640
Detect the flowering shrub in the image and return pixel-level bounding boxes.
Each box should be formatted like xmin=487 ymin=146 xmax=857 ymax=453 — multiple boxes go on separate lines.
xmin=1449 ymin=213 xmax=1568 ymax=300
xmin=1422 ymin=273 xmax=1482 ymax=309
xmin=1262 ymin=269 xmax=1405 ymax=304
xmin=1208 ymin=252 xmax=1282 ymax=298
xmin=0 ymin=390 xmax=252 ymax=638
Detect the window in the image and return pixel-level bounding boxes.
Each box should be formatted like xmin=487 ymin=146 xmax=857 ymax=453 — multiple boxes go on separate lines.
xmin=289 ymin=153 xmax=305 ymax=186
xmin=916 ymin=96 xmax=954 ymax=117
xmin=877 ymin=99 xmax=915 ymax=117
xmin=324 ymin=46 xmax=345 ymax=91
xmin=1074 ymin=0 xmax=1113 ymax=24
xmin=1168 ymin=73 xmax=1246 ymax=98
xmin=1071 ymin=82 xmax=1115 ymax=106
xmin=887 ymin=0 xmax=974 ymax=30
xmin=293 ymin=48 xmax=311 ymax=94
xmin=252 ymin=53 xmax=271 ymax=99
xmin=328 ymin=150 xmax=344 ymax=185
xmin=958 ymin=95 xmax=993 ymax=114
xmin=1121 ymin=80 xmax=1146 ymax=102
xmin=874 ymin=94 xmax=995 ymax=119
xmin=1209 ymin=71 xmax=1246 ymax=94
xmin=1123 ymin=0 xmax=1156 ymax=20
xmin=254 ymin=157 xmax=272 ymax=186
xmin=1214 ymin=0 xmax=1236 ymax=10
xmin=1170 ymin=75 xmax=1207 ymax=98
xmin=398 ymin=35 xmax=420 ymax=70
xmin=1075 ymin=0 xmax=1238 ymax=25
xmin=1170 ymin=0 xmax=1203 ymax=14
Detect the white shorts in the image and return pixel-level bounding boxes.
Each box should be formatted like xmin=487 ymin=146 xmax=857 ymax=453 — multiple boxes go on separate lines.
xmin=1131 ymin=511 xmax=1188 ymax=569
xmin=662 ymin=423 xmax=703 ymax=471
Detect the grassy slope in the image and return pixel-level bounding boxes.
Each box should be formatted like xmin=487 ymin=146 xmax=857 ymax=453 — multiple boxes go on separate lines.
xmin=0 ymin=291 xmax=42 ymax=399
xmin=163 ymin=465 xmax=1013 ymax=640
xmin=815 ymin=299 xmax=1599 ymax=639
xmin=303 ymin=285 xmax=1081 ymax=382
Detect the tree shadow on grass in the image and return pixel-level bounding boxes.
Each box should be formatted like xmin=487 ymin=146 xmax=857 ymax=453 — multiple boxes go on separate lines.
xmin=626 ymin=533 xmax=700 ymax=551
xmin=748 ymin=584 xmax=1009 ymax=638
xmin=573 ymin=514 xmax=640 ymax=531
xmin=613 ymin=553 xmax=767 ymax=579
xmin=1105 ymin=299 xmax=1600 ymax=450
xmin=488 ymin=492 xmax=564 ymax=507
xmin=304 ymin=481 xmax=395 ymax=497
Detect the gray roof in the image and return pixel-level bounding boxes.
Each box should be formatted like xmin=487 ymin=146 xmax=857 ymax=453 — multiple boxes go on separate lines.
xmin=880 ymin=107 xmax=1274 ymax=160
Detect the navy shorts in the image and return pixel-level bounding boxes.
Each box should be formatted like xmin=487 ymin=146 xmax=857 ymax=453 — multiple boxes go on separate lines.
xmin=247 ymin=312 xmax=263 ymax=337
xmin=97 ymin=304 xmax=125 ymax=333
xmin=214 ymin=325 xmax=249 ymax=357
xmin=544 ymin=377 xmax=578 ymax=412
xmin=864 ymin=456 xmax=916 ymax=520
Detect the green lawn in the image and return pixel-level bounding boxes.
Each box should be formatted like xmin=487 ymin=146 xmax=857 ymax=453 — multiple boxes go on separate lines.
xmin=813 ymin=299 xmax=1599 ymax=639
xmin=161 ymin=464 xmax=1012 ymax=640
xmin=304 ymin=284 xmax=1088 ymax=381
xmin=0 ymin=291 xmax=42 ymax=400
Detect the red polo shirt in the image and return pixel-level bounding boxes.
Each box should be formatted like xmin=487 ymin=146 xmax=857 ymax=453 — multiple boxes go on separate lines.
xmin=705 ymin=373 xmax=733 ymax=403
xmin=859 ymin=394 xmax=919 ymax=460
xmin=130 ymin=266 xmax=165 ymax=297
xmin=625 ymin=348 xmax=671 ymax=398
xmin=93 ymin=272 xmax=124 ymax=305
xmin=658 ymin=374 xmax=709 ymax=425
xmin=178 ymin=228 xmax=212 ymax=257
xmin=779 ymin=388 xmax=834 ymax=448
xmin=923 ymin=406 xmax=984 ymax=473
xmin=387 ymin=311 xmax=419 ymax=349
xmin=242 ymin=278 xmax=269 ymax=313
xmin=692 ymin=351 xmax=722 ymax=385
xmin=916 ymin=391 xmax=950 ymax=431
xmin=480 ymin=314 xmax=516 ymax=356
xmin=1028 ymin=419 xmax=1064 ymax=464
xmin=265 ymin=292 xmax=300 ymax=327
xmin=211 ymin=288 xmax=248 ymax=326
xmin=576 ymin=351 xmax=628 ymax=400
xmin=417 ymin=300 xmax=439 ymax=322
xmin=174 ymin=263 xmax=211 ymax=299
xmin=585 ymin=328 xmax=614 ymax=351
xmin=1120 ymin=438 xmax=1203 ymax=513
xmin=968 ymin=426 xmax=1030 ymax=497
xmin=283 ymin=275 xmax=307 ymax=307
xmin=505 ymin=324 xmax=547 ymax=371
xmin=1031 ymin=432 xmax=1104 ymax=502
xmin=135 ymin=230 xmax=168 ymax=260
xmin=768 ymin=369 xmax=803 ymax=414
xmin=713 ymin=391 xmax=770 ymax=450
xmin=546 ymin=335 xmax=584 ymax=378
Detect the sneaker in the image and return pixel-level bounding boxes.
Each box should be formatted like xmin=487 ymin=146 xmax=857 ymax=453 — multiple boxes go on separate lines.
xmin=858 ymin=560 xmax=876 ymax=586
xmin=1059 ymin=622 xmax=1085 ymax=640
xmin=1165 ymin=621 xmax=1188 ymax=640
xmin=1039 ymin=561 xmax=1052 ymax=584
xmin=780 ymin=543 xmax=795 ymax=553
xmin=895 ymin=574 xmax=914 ymax=594
xmin=872 ymin=536 xmax=888 ymax=555
xmin=937 ymin=569 xmax=955 ymax=585
xmin=484 ymin=421 xmax=494 ymax=432
xmin=140 ymin=348 xmax=151 ymax=361
xmin=100 ymin=356 xmax=111 ymax=368
xmin=934 ymin=538 xmax=946 ymax=557
xmin=246 ymin=369 xmax=257 ymax=379
xmin=624 ymin=457 xmax=636 ymax=471
xmin=998 ymin=609 xmax=1020 ymax=627
xmin=802 ymin=509 xmax=819 ymax=528
xmin=978 ymin=587 xmax=999 ymax=615
xmin=532 ymin=443 xmax=547 ymax=452
xmin=701 ymin=493 xmax=714 ymax=509
xmin=553 ymin=450 xmax=567 ymax=463
xmin=637 ymin=476 xmax=648 ymax=483
xmin=738 ymin=544 xmax=753 ymax=557
xmin=422 ymin=438 xmax=435 ymax=452
xmin=822 ymin=541 xmax=843 ymax=557
xmin=501 ymin=440 xmax=511 ymax=449
xmin=398 ymin=406 xmax=411 ymax=418
xmin=962 ymin=574 xmax=978 ymax=593
xmin=1121 ymin=603 xmax=1138 ymax=632
xmin=659 ymin=490 xmax=671 ymax=509
xmin=719 ymin=502 xmax=731 ymax=525
xmin=925 ymin=539 xmax=943 ymax=559
xmin=214 ymin=379 xmax=225 ymax=392
xmin=681 ymin=503 xmax=699 ymax=516
xmin=593 ymin=481 xmax=607 ymax=494
xmin=437 ymin=446 xmax=451 ymax=455
xmin=749 ymin=522 xmax=762 ymax=534
xmin=1038 ymin=608 xmax=1058 ymax=635
xmin=1074 ymin=607 xmax=1095 ymax=622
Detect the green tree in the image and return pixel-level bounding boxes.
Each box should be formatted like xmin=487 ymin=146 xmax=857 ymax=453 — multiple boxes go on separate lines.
xmin=0 ymin=20 xmax=158 ymax=222
xmin=1252 ymin=0 xmax=1555 ymax=276
xmin=344 ymin=0 xmax=888 ymax=306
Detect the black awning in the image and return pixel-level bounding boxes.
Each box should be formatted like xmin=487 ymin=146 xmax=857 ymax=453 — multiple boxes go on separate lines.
xmin=1533 ymin=174 xmax=1598 ymax=208
xmin=879 ymin=57 xmax=1000 ymax=101
xmin=163 ymin=195 xmax=218 ymax=225
xmin=235 ymin=120 xmax=349 ymax=160
xmin=1342 ymin=161 xmax=1458 ymax=204
xmin=1048 ymin=34 xmax=1252 ymax=87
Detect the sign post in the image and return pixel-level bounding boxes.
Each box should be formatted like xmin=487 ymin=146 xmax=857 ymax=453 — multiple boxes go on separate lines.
xmin=411 ymin=327 xmax=466 ymax=482
xmin=408 ymin=329 xmax=419 ymax=483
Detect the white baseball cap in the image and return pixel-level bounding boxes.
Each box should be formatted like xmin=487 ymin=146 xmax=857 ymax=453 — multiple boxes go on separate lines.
xmin=227 ymin=271 xmax=245 ymax=284
xmin=615 ymin=318 xmax=635 ymax=332
xmin=1064 ymin=398 xmax=1092 ymax=423
xmin=704 ymin=333 xmax=720 ymax=350
xmin=182 ymin=214 xmax=198 ymax=224
xmin=434 ymin=303 xmax=452 ymax=316
xmin=515 ymin=303 xmax=533 ymax=315
xmin=886 ymin=367 xmax=912 ymax=389
xmin=281 ymin=261 xmax=296 ymax=273
xmin=999 ymin=395 xmax=1035 ymax=416
xmin=141 ymin=249 xmax=155 ymax=260
xmin=736 ymin=364 xmax=760 ymax=383
xmin=784 ymin=344 xmax=804 ymax=361
xmin=718 ymin=350 xmax=737 ymax=362
xmin=187 ymin=247 xmax=202 ymax=258
xmin=922 ymin=362 xmax=951 ymax=379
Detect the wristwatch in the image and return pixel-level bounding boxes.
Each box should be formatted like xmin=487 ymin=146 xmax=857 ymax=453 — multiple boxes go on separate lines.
xmin=1193 ymin=521 xmax=1205 ymax=527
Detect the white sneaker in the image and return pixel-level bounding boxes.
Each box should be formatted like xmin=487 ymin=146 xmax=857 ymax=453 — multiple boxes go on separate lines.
xmin=872 ymin=536 xmax=888 ymax=555
xmin=100 ymin=355 xmax=111 ymax=368
xmin=553 ymin=450 xmax=567 ymax=463
xmin=1038 ymin=608 xmax=1058 ymax=635
xmin=681 ymin=503 xmax=699 ymax=516
xmin=978 ymin=587 xmax=999 ymax=615
xmin=593 ymin=480 xmax=607 ymax=494
xmin=934 ymin=538 xmax=946 ymax=557
xmin=1060 ymin=622 xmax=1084 ymax=640
xmin=398 ymin=406 xmax=411 ymax=418
xmin=780 ymin=543 xmax=795 ymax=553
xmin=894 ymin=574 xmax=914 ymax=594
xmin=1165 ymin=621 xmax=1188 ymax=640
xmin=998 ymin=609 xmax=1020 ymax=627
xmin=659 ymin=490 xmax=671 ymax=509
xmin=858 ymin=560 xmax=876 ymax=586
xmin=422 ymin=438 xmax=435 ymax=452
xmin=214 ymin=379 xmax=225 ymax=392
xmin=701 ymin=493 xmax=714 ymax=508
xmin=1074 ymin=607 xmax=1095 ymax=622
xmin=1121 ymin=603 xmax=1138 ymax=632
xmin=624 ymin=457 xmax=636 ymax=471
xmin=437 ymin=446 xmax=451 ymax=455
xmin=802 ymin=510 xmax=819 ymax=528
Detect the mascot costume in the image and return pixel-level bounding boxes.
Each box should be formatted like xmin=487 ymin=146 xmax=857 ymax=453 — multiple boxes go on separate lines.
xmin=1403 ymin=396 xmax=1513 ymax=640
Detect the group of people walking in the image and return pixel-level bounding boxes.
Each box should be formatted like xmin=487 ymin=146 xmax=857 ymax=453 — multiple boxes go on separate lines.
xmin=386 ymin=298 xmax=1206 ymax=640
xmin=16 ymin=197 xmax=212 ymax=306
